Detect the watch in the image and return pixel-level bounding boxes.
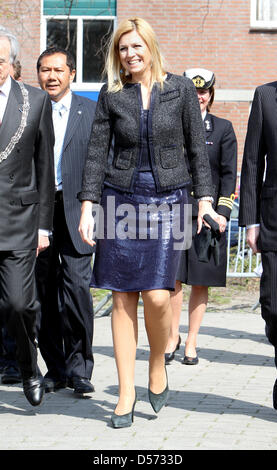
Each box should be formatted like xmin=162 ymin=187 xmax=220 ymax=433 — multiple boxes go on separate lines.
xmin=198 ymin=196 xmax=214 ymax=203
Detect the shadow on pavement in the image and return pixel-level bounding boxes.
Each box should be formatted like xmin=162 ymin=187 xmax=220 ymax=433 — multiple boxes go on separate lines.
xmin=1 ymin=383 xmax=277 ymax=425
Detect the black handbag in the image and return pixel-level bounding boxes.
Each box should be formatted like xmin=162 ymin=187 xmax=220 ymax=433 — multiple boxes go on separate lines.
xmin=194 ymin=214 xmax=221 ymax=266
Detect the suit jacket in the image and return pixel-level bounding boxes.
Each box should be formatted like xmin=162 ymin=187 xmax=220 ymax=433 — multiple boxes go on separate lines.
xmin=239 ymin=81 xmax=277 ymax=250
xmin=0 ymin=78 xmax=55 ymax=251
xmin=61 ymin=92 xmax=96 ymax=255
xmin=79 ymin=73 xmax=213 ymax=203
xmin=187 ymin=113 xmax=237 ymax=219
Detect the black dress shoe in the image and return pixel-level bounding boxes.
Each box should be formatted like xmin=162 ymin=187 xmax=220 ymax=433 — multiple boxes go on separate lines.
xmin=1 ymin=365 xmax=22 ymax=384
xmin=43 ymin=377 xmax=67 ymax=393
xmin=182 ymin=355 xmax=199 ymax=365
xmin=23 ymin=376 xmax=44 ymax=406
xmin=111 ymin=392 xmax=137 ymax=428
xmin=68 ymin=377 xmax=95 ymax=394
xmin=165 ymin=335 xmax=181 ymax=365
xmin=148 ymin=367 xmax=169 ymax=413
xmin=273 ymin=378 xmax=277 ymax=410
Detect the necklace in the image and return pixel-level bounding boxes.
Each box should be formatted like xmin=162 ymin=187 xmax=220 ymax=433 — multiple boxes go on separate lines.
xmin=0 ymin=81 xmax=30 ymax=164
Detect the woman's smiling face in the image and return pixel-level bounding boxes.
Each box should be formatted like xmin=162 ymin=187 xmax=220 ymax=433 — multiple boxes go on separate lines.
xmin=196 ymin=88 xmax=211 ymax=113
xmin=118 ymin=29 xmax=152 ymax=79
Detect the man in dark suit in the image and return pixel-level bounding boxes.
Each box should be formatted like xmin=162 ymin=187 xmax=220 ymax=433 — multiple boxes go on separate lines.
xmin=0 ymin=28 xmax=55 ymax=406
xmin=36 ymin=47 xmax=96 ymax=395
xmin=239 ymin=81 xmax=277 ymax=410
xmin=0 ymin=56 xmax=23 ymax=386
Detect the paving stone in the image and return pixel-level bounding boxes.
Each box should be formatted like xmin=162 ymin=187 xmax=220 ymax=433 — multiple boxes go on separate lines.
xmin=1 ymin=310 xmax=277 ymax=450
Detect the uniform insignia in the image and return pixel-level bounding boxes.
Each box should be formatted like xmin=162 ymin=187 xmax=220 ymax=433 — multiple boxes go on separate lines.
xmin=192 ymin=76 xmax=205 ymax=88
xmin=205 ymin=119 xmax=211 ymax=130
xmin=218 ymin=196 xmax=234 ymax=210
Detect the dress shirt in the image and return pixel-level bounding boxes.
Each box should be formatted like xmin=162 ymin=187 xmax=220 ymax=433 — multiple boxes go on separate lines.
xmin=51 ymin=91 xmax=72 ymax=191
xmin=0 ymin=74 xmax=11 ymax=122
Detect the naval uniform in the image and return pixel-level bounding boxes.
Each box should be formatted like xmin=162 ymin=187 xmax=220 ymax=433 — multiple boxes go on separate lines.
xmin=176 ymin=112 xmax=237 ymax=286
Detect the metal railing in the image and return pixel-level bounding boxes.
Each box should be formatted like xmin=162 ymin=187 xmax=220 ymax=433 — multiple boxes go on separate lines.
xmin=226 ymin=221 xmax=261 ymax=278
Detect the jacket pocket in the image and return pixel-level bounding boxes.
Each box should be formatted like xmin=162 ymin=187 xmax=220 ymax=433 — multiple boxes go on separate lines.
xmin=160 ymin=89 xmax=180 ymax=102
xmin=115 ymin=150 xmax=133 ymax=170
xmin=21 ymin=190 xmax=39 ymax=205
xmin=160 ymin=146 xmax=178 ymax=169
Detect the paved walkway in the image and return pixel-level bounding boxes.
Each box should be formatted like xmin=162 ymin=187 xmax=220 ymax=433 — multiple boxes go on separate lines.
xmin=1 ymin=304 xmax=277 ymax=451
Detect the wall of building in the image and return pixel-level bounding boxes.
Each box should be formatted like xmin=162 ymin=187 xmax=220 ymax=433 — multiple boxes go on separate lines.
xmin=2 ymin=0 xmax=277 ymax=176
xmin=0 ymin=0 xmax=41 ymax=86
xmin=117 ymin=0 xmax=277 ymax=172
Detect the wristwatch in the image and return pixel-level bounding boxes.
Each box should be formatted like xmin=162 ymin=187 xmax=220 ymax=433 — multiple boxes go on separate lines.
xmin=198 ymin=196 xmax=214 ymax=203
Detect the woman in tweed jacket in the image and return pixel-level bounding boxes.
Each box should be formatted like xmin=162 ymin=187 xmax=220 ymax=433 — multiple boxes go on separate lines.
xmin=79 ymin=17 xmax=218 ymax=428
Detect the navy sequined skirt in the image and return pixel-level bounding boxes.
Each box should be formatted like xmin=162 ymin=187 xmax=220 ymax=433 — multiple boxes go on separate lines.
xmin=91 ymin=171 xmax=189 ymax=292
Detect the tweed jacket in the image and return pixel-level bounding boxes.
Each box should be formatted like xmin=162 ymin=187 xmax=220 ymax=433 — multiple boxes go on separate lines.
xmin=79 ymin=73 xmax=213 ymax=203
xmin=239 ymin=81 xmax=277 ymax=250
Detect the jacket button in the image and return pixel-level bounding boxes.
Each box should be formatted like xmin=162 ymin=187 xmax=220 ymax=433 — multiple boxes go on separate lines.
xmin=9 ymin=173 xmax=14 ymax=180
xmin=190 ymin=191 xmax=194 ymax=196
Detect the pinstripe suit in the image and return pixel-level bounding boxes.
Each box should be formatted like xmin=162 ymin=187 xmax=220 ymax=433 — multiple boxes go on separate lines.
xmin=239 ymin=81 xmax=277 ymax=352
xmin=35 ymin=92 xmax=96 ymax=382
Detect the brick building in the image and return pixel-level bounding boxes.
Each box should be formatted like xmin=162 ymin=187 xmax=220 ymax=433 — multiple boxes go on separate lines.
xmin=1 ymin=0 xmax=277 ymax=178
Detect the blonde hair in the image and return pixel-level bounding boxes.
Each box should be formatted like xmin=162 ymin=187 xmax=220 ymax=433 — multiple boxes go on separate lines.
xmin=104 ymin=17 xmax=166 ymax=93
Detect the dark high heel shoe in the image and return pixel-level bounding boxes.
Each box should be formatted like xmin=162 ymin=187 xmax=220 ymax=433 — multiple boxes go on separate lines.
xmin=111 ymin=392 xmax=137 ymax=428
xmin=165 ymin=335 xmax=181 ymax=365
xmin=182 ymin=354 xmax=199 ymax=365
xmin=148 ymin=368 xmax=169 ymax=413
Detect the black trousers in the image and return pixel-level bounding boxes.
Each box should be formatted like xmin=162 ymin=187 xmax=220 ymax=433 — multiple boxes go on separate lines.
xmin=0 ymin=249 xmax=38 ymax=379
xmin=0 ymin=327 xmax=18 ymax=368
xmin=35 ymin=197 xmax=94 ymax=381
xmin=260 ymin=251 xmax=277 ymax=367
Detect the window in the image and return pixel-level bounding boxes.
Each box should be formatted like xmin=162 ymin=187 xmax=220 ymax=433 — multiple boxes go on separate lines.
xmin=42 ymin=1 xmax=116 ymax=90
xmin=250 ymin=0 xmax=277 ymax=29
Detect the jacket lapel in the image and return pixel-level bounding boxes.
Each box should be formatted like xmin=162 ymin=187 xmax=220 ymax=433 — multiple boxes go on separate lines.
xmin=0 ymin=79 xmax=22 ymax=152
xmin=62 ymin=93 xmax=83 ymax=152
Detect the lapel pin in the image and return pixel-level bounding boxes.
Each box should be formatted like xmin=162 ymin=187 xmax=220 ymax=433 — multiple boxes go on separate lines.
xmin=205 ymin=120 xmax=210 ymax=130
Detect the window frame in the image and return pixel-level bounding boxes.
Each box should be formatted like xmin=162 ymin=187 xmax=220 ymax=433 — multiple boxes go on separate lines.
xmin=250 ymin=0 xmax=277 ymax=30
xmin=41 ymin=15 xmax=116 ymax=90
